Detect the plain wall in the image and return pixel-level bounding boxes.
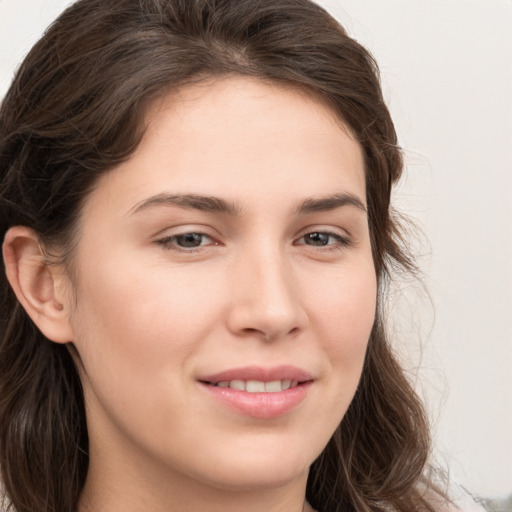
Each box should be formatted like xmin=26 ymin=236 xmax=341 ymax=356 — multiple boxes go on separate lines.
xmin=1 ymin=0 xmax=511 ymax=500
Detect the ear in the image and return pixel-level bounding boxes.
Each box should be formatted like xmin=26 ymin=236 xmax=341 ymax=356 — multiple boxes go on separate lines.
xmin=3 ymin=226 xmax=74 ymax=343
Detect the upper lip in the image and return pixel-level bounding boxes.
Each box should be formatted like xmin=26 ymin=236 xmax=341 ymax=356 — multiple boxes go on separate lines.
xmin=199 ymin=365 xmax=313 ymax=384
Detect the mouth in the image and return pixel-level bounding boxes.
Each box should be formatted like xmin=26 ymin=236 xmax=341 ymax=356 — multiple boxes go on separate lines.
xmin=197 ymin=366 xmax=313 ymax=418
xmin=204 ymin=379 xmax=301 ymax=393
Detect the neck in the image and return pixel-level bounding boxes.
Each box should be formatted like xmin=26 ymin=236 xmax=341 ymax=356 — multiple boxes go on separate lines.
xmin=79 ymin=483 xmax=313 ymax=512
xmin=79 ymin=451 xmax=313 ymax=512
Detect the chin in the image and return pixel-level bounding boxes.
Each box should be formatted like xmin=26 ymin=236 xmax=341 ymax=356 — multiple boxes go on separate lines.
xmin=187 ymin=440 xmax=316 ymax=492
xmin=205 ymin=463 xmax=309 ymax=492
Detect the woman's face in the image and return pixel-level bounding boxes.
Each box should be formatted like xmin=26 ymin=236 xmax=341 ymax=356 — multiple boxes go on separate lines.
xmin=66 ymin=77 xmax=376 ymax=495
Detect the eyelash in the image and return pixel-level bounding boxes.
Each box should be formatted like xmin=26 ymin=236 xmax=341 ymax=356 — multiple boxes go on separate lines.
xmin=295 ymin=231 xmax=351 ymax=252
xmin=156 ymin=230 xmax=351 ymax=253
xmin=156 ymin=232 xmax=217 ymax=253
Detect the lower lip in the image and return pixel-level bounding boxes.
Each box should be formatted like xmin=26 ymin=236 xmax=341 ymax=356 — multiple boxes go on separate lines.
xmin=199 ymin=382 xmax=312 ymax=419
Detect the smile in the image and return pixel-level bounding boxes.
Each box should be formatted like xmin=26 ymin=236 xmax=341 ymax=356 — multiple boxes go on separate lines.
xmin=198 ymin=366 xmax=313 ymax=418
xmin=209 ymin=379 xmax=299 ymax=392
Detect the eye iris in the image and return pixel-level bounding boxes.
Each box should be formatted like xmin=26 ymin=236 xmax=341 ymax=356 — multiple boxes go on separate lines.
xmin=305 ymin=232 xmax=330 ymax=246
xmin=176 ymin=233 xmax=204 ymax=247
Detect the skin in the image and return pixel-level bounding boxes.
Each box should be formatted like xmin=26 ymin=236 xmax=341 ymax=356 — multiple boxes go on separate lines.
xmin=4 ymin=77 xmax=377 ymax=512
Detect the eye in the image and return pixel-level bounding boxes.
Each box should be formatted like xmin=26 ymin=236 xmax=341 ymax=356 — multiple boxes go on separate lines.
xmin=156 ymin=232 xmax=216 ymax=251
xmin=296 ymin=231 xmax=350 ymax=251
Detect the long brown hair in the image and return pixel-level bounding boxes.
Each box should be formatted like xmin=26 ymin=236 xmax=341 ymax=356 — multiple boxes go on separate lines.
xmin=1 ymin=1 xmax=444 ymax=511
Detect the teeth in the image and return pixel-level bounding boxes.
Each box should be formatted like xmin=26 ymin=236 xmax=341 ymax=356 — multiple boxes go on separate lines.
xmin=264 ymin=380 xmax=282 ymax=392
xmin=246 ymin=380 xmax=265 ymax=392
xmin=213 ymin=379 xmax=299 ymax=392
xmin=230 ymin=380 xmax=245 ymax=391
xmin=282 ymin=379 xmax=291 ymax=390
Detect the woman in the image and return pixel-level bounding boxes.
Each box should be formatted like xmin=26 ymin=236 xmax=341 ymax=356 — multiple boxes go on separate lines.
xmin=0 ymin=1 xmax=450 ymax=511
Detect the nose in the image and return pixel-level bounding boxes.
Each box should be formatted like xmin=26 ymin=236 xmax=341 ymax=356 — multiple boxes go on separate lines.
xmin=225 ymin=246 xmax=307 ymax=342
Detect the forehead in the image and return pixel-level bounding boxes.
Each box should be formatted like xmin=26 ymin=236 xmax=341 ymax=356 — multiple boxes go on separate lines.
xmin=143 ymin=77 xmax=358 ymax=157
xmin=83 ymin=76 xmax=366 ymax=219
xmin=145 ymin=76 xmax=353 ymax=138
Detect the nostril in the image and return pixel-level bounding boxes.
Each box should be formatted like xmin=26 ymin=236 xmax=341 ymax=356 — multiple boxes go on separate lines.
xmin=238 ymin=324 xmax=302 ymax=342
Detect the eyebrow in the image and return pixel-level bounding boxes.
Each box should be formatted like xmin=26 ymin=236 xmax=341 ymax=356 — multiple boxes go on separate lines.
xmin=295 ymin=193 xmax=366 ymax=214
xmin=130 ymin=193 xmax=242 ymax=216
xmin=129 ymin=191 xmax=366 ymax=217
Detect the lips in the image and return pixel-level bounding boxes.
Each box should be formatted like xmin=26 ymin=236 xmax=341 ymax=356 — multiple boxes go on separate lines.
xmin=198 ymin=365 xmax=313 ymax=419
xmin=200 ymin=365 xmax=312 ymax=384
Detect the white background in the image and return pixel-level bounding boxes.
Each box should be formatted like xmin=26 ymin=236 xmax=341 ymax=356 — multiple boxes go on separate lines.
xmin=1 ymin=0 xmax=511 ymax=501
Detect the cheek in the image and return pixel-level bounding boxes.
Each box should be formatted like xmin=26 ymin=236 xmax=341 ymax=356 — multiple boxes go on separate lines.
xmin=67 ymin=257 xmax=230 ymax=452
xmin=69 ymin=255 xmax=223 ymax=390
xmin=297 ymin=262 xmax=376 ymax=441
xmin=306 ymin=262 xmax=377 ymax=350
xmin=303 ymin=259 xmax=376 ymax=415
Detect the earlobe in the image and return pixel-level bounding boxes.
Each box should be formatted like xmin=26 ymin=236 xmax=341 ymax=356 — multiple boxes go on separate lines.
xmin=2 ymin=226 xmax=74 ymax=344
